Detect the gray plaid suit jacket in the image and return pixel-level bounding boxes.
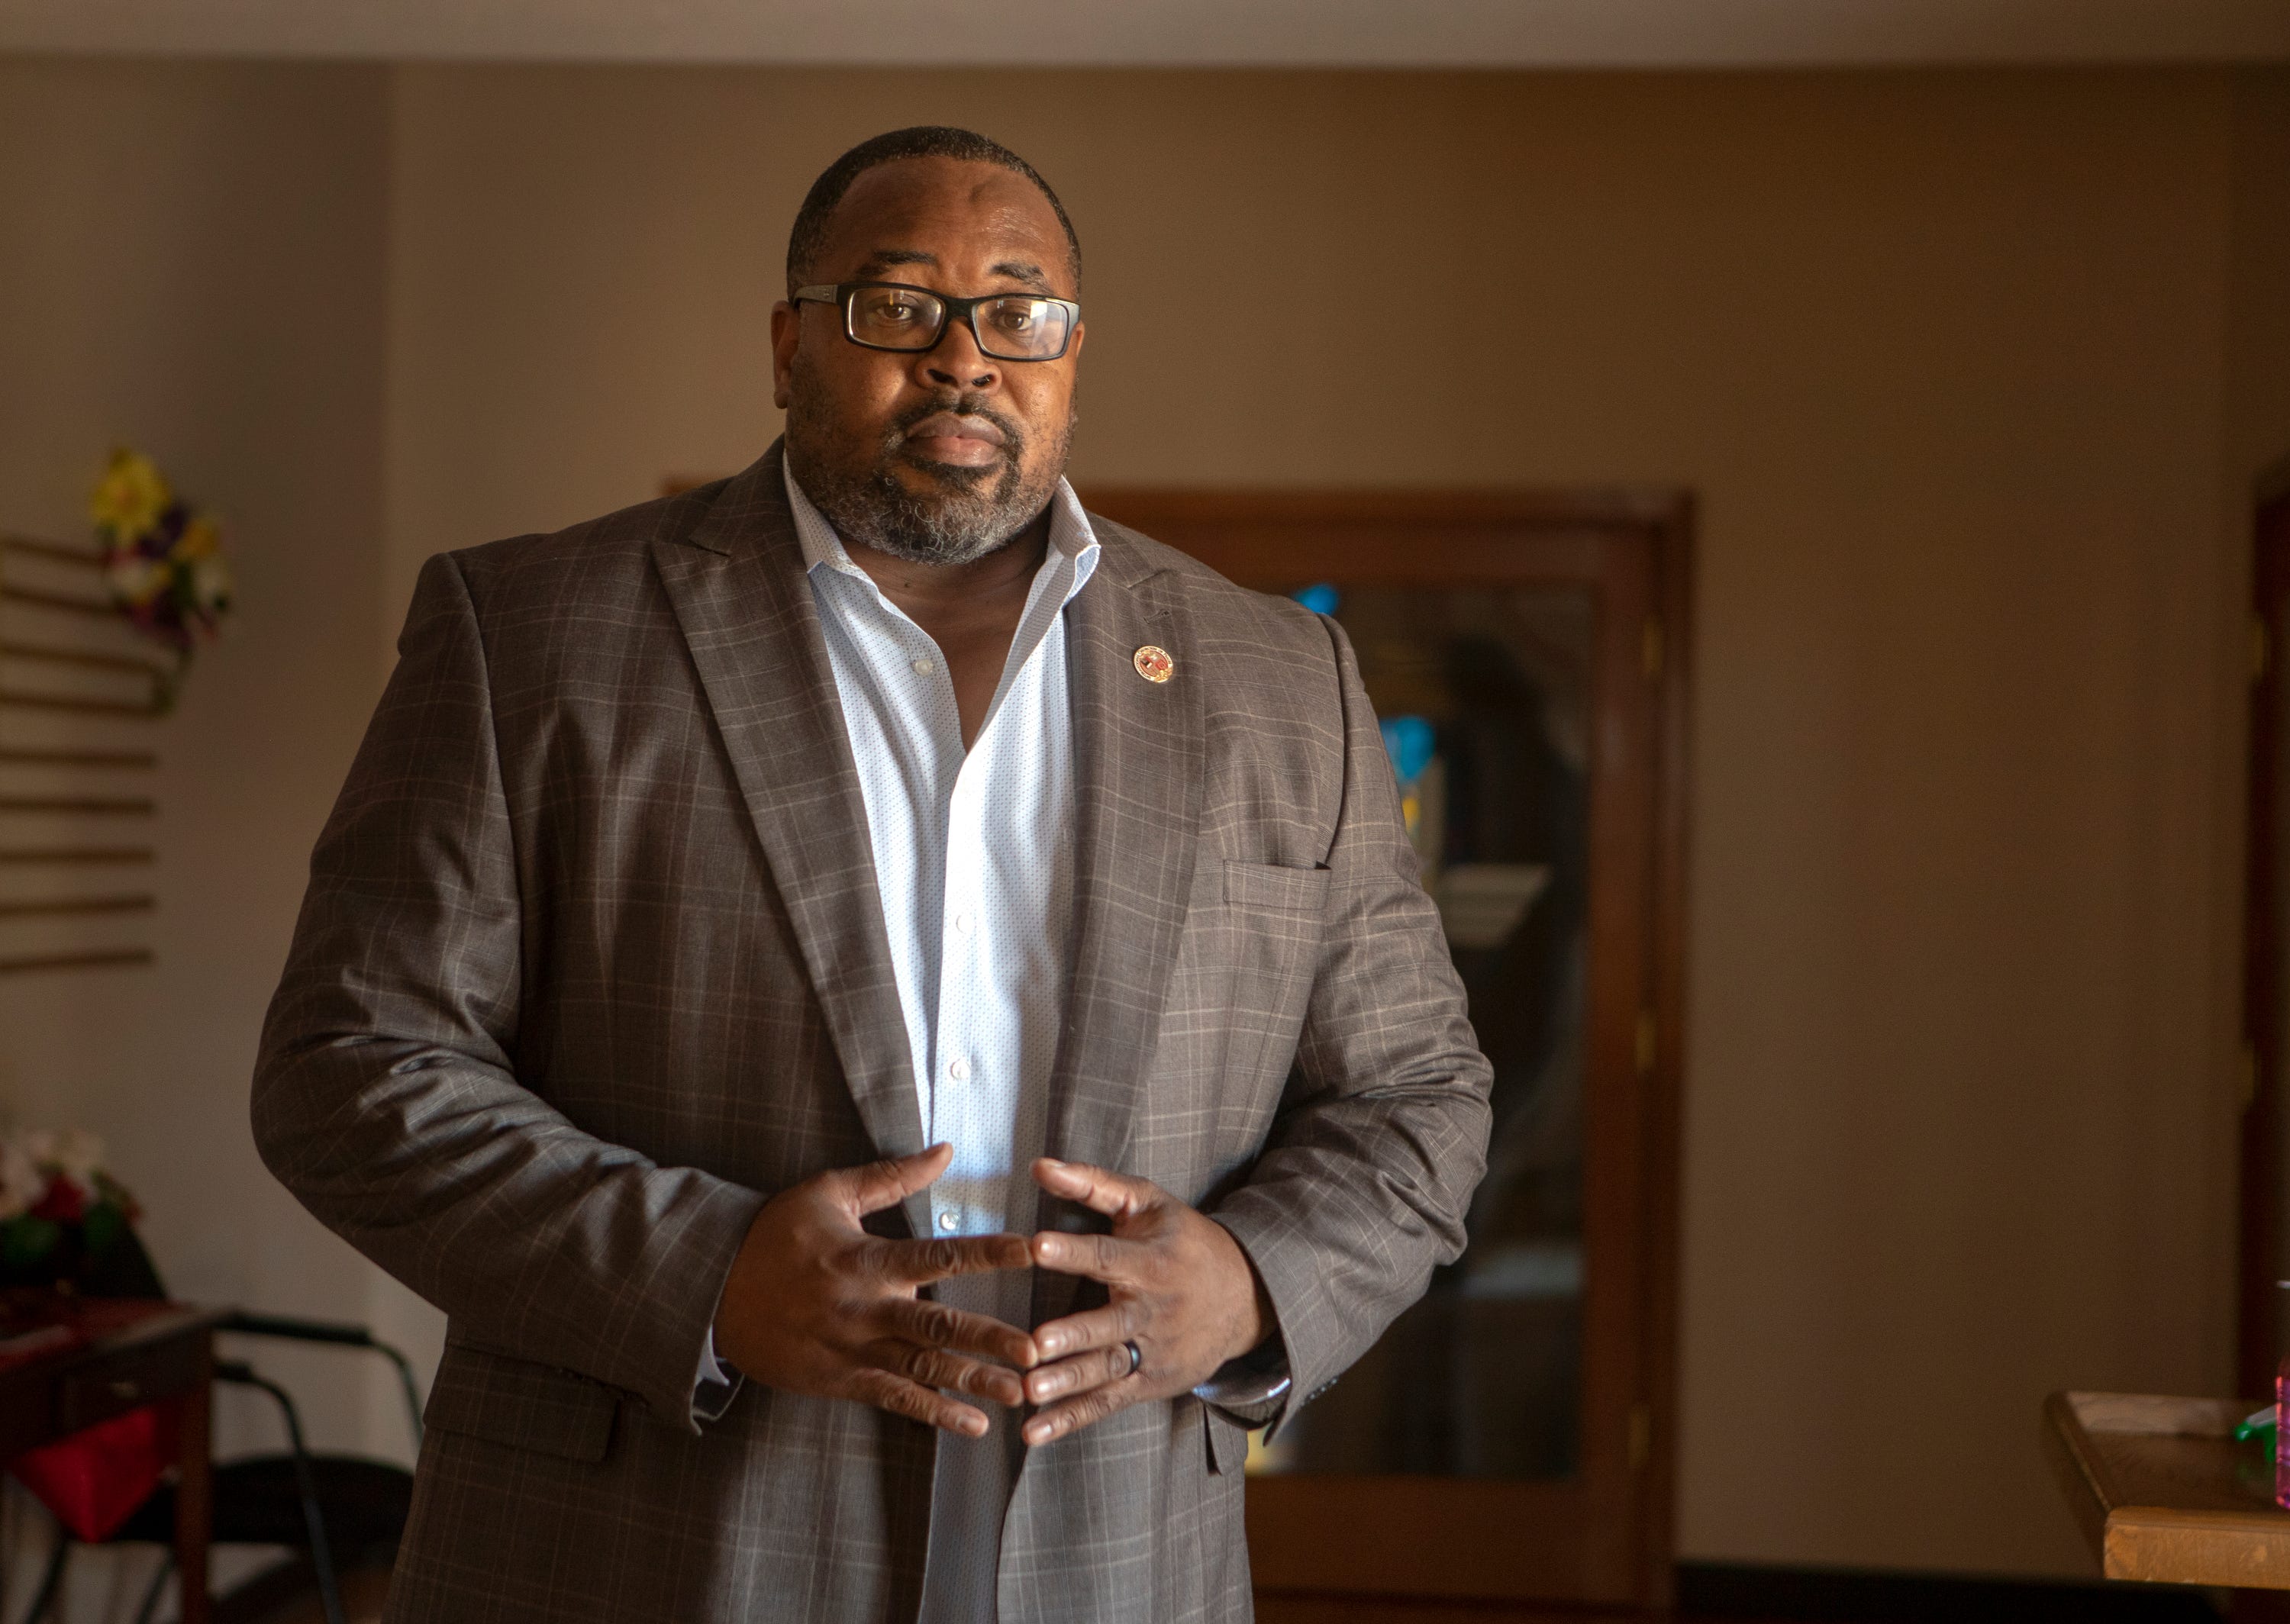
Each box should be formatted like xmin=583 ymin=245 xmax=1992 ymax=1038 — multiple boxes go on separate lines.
xmin=253 ymin=444 xmax=1492 ymax=1623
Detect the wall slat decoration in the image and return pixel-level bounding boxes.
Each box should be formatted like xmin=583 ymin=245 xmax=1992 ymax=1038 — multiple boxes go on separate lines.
xmin=0 ymin=532 xmax=160 ymax=975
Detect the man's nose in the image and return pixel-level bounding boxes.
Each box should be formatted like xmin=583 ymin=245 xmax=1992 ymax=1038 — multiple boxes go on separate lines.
xmin=913 ymin=315 xmax=999 ymax=393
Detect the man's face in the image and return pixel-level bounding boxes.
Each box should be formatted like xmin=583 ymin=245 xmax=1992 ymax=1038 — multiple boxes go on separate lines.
xmin=772 ymin=156 xmax=1084 ymax=565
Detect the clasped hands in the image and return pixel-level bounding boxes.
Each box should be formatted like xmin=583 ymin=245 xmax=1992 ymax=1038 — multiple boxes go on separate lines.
xmin=711 ymin=1143 xmax=1267 ymax=1445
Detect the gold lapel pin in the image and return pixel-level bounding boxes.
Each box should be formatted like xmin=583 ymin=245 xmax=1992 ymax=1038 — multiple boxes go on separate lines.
xmin=1133 ymin=645 xmax=1175 ymax=684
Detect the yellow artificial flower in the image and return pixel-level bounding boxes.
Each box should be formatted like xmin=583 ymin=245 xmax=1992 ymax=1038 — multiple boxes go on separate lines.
xmin=169 ymin=515 xmax=220 ymax=562
xmin=89 ymin=450 xmax=170 ymax=540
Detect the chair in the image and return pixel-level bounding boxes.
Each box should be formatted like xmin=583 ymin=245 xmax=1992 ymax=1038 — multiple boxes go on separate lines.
xmin=18 ymin=1310 xmax=422 ymax=1624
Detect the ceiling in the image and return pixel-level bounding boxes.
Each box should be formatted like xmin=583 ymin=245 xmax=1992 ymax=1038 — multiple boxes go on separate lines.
xmin=2 ymin=0 xmax=2288 ymax=67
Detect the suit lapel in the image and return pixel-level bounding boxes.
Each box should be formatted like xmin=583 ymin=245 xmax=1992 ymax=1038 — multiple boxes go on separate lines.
xmin=1013 ymin=524 xmax=1205 ymax=1524
xmin=1041 ymin=524 xmax=1205 ymax=1183
xmin=650 ymin=446 xmax=928 ymax=1231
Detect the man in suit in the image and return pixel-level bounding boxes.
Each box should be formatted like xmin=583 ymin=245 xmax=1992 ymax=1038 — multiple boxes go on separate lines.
xmin=253 ymin=125 xmax=1491 ymax=1623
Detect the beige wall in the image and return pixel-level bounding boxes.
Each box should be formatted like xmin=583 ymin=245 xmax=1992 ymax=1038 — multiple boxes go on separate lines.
xmin=2 ymin=56 xmax=2282 ymax=1594
xmin=0 ymin=56 xmax=421 ymax=1497
xmin=382 ymin=63 xmax=2270 ymax=1579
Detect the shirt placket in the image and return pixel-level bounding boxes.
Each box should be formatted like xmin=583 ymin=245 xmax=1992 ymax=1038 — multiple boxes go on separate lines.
xmin=923 ymin=556 xmax=1073 ymax=1242
xmin=932 ymin=756 xmax=986 ymax=1236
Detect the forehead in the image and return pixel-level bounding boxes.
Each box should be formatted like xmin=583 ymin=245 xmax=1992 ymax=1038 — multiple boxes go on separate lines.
xmin=814 ymin=156 xmax=1072 ymax=290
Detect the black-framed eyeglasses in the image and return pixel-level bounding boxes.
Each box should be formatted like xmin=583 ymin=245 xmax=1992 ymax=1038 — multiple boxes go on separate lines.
xmin=791 ymin=281 xmax=1081 ymax=362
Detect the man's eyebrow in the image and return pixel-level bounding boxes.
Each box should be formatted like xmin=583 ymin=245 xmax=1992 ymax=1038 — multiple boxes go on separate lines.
xmin=847 ymin=249 xmax=1062 ymax=295
xmin=853 ymin=248 xmax=938 ymax=277
xmin=989 ymin=259 xmax=1056 ymax=293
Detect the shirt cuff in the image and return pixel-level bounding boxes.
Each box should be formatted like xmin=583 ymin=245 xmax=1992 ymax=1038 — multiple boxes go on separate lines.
xmin=694 ymin=1328 xmax=740 ymax=1423
xmin=1192 ymin=1332 xmax=1292 ymax=1426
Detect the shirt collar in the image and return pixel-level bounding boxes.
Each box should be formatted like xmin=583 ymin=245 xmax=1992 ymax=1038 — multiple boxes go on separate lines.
xmin=782 ymin=456 xmax=1100 ymax=602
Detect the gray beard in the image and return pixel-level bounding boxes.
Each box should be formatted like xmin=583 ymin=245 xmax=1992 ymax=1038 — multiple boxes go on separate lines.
xmin=785 ymin=381 xmax=1070 ymax=567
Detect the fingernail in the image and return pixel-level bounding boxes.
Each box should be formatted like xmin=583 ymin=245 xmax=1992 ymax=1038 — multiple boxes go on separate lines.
xmin=1041 ymin=1158 xmax=1065 ymax=1169
xmin=1040 ymin=1333 xmax=1063 ymax=1355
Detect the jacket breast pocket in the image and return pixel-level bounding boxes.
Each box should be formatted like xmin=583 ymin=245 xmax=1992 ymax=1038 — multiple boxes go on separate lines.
xmin=425 ymin=1340 xmax=619 ymax=1464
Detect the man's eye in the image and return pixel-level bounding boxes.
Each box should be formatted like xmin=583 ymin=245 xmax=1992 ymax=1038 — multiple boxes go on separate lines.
xmin=992 ymin=303 xmax=1039 ymax=332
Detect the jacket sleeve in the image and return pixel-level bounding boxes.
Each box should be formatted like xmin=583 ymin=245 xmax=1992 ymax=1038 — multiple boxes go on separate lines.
xmin=250 ymin=551 xmax=766 ymax=1432
xmin=1208 ymin=614 xmax=1494 ymax=1435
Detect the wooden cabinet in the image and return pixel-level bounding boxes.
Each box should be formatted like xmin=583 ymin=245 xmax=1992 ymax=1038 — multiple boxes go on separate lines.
xmin=1084 ymin=488 xmax=1692 ymax=1607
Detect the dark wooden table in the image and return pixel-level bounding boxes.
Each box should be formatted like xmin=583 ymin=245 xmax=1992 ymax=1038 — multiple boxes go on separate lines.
xmin=0 ymin=1301 xmax=224 ymax=1623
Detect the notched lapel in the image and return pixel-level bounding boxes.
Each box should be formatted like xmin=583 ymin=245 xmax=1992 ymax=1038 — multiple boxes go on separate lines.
xmin=649 ymin=448 xmax=928 ymax=1229
xmin=1041 ymin=535 xmax=1206 ymax=1191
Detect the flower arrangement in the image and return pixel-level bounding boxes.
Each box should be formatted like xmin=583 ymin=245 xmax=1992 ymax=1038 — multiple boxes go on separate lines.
xmin=0 ymin=1129 xmax=157 ymax=1297
xmin=87 ymin=449 xmax=232 ymax=709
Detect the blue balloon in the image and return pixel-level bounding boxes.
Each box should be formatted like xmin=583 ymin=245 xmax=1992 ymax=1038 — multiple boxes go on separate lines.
xmin=1292 ymin=582 xmax=1340 ymax=616
xmin=1381 ymin=715 xmax=1436 ymax=783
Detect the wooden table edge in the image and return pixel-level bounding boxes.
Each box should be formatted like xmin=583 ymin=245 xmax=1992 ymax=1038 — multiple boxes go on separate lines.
xmin=2041 ymin=1390 xmax=2120 ymax=1558
xmin=2103 ymin=1504 xmax=2290 ymax=1588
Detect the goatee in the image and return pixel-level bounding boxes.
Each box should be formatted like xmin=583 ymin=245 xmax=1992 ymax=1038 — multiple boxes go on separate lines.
xmin=786 ymin=379 xmax=1072 ymax=566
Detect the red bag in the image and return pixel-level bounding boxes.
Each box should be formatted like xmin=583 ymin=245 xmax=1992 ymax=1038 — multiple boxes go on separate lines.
xmin=10 ymin=1399 xmax=181 ymax=1542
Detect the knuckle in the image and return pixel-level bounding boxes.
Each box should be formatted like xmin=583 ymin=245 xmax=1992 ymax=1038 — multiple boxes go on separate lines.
xmin=884 ymin=1384 xmax=933 ymax=1423
xmin=916 ymin=1302 xmax=958 ymax=1346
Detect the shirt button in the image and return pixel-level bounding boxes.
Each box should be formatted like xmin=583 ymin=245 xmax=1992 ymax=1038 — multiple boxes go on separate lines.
xmin=953 ymin=912 xmax=976 ymax=935
xmin=937 ymin=1211 xmax=959 ymax=1232
xmin=912 ymin=657 xmax=935 ymax=675
xmin=949 ymin=1058 xmax=972 ymax=1081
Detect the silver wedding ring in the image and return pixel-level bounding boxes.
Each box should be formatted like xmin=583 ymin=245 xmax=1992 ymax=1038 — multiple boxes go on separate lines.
xmin=1122 ymin=1339 xmax=1143 ymax=1376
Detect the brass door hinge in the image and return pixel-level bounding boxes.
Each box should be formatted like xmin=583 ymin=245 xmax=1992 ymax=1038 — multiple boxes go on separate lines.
xmin=1628 ymin=1402 xmax=1652 ymax=1471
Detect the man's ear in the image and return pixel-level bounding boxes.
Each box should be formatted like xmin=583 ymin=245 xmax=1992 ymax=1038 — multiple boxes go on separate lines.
xmin=769 ymin=301 xmax=798 ymax=410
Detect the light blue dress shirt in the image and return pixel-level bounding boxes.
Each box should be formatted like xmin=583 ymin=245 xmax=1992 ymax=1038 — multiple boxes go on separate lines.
xmin=787 ymin=459 xmax=1098 ymax=1622
xmin=785 ymin=464 xmax=1099 ymax=1246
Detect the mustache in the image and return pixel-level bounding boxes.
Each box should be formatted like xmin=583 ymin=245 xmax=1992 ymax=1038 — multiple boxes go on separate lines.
xmin=885 ymin=394 xmax=1026 ymax=462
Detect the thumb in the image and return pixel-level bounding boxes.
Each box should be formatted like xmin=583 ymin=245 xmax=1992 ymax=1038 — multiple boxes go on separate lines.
xmin=834 ymin=1143 xmax=953 ymax=1217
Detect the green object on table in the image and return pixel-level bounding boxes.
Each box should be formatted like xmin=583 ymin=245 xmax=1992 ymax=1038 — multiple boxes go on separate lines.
xmin=2237 ymin=1404 xmax=2277 ymax=1462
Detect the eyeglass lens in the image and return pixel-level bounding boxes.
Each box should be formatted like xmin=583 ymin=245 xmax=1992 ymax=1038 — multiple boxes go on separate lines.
xmin=845 ymin=286 xmax=1072 ymax=360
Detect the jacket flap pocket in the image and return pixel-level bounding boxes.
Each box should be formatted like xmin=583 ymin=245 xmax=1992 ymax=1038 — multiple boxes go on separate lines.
xmin=1223 ymin=860 xmax=1330 ymax=914
xmin=427 ymin=1340 xmax=618 ymax=1464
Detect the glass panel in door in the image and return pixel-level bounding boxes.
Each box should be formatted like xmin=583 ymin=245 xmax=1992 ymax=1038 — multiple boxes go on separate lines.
xmin=1250 ymin=581 xmax=1596 ymax=1481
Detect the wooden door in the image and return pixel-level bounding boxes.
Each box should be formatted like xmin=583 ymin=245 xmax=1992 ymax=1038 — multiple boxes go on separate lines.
xmin=2240 ymin=487 xmax=2290 ymax=1400
xmin=1082 ymin=489 xmax=1692 ymax=1607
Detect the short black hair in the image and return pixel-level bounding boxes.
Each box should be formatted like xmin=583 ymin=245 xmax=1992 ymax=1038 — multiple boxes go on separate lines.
xmin=785 ymin=126 xmax=1081 ymax=292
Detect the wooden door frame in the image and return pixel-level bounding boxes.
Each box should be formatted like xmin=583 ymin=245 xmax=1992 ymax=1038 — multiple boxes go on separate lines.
xmin=2239 ymin=472 xmax=2290 ymax=1400
xmin=1080 ymin=487 xmax=1693 ymax=1609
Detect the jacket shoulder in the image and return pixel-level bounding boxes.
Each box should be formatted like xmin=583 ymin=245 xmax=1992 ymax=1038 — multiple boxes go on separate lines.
xmin=440 ymin=478 xmax=728 ymax=610
xmin=1085 ymin=512 xmax=1337 ymax=675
